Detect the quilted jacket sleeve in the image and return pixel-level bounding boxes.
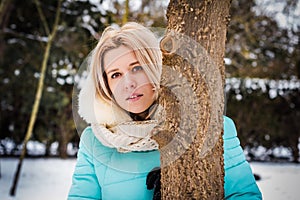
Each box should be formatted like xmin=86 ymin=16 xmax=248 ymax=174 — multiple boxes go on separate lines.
xmin=68 ymin=127 xmax=102 ymax=200
xmin=223 ymin=116 xmax=262 ymax=200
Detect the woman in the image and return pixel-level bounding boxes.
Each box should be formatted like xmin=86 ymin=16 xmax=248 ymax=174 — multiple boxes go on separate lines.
xmin=68 ymin=22 xmax=262 ymax=200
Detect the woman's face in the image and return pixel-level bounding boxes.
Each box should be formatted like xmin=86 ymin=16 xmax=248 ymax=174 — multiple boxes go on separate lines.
xmin=104 ymin=45 xmax=156 ymax=114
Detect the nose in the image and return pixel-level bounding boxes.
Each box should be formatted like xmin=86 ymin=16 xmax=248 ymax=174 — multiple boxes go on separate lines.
xmin=124 ymin=74 xmax=137 ymax=90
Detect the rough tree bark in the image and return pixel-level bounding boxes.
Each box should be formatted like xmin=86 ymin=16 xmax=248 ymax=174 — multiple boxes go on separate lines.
xmin=153 ymin=0 xmax=231 ymax=199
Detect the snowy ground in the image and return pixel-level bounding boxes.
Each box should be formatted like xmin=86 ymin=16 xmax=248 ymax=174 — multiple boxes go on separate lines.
xmin=0 ymin=158 xmax=76 ymax=200
xmin=251 ymin=162 xmax=300 ymax=200
xmin=0 ymin=158 xmax=299 ymax=200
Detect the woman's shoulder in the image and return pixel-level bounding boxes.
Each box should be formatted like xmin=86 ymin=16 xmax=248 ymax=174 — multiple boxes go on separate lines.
xmin=222 ymin=116 xmax=243 ymax=153
xmin=80 ymin=126 xmax=114 ymax=154
xmin=223 ymin=116 xmax=238 ymax=140
xmin=80 ymin=126 xmax=93 ymax=138
xmin=80 ymin=126 xmax=95 ymax=146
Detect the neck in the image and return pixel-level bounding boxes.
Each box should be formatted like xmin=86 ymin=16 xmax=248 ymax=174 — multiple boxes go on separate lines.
xmin=130 ymin=101 xmax=157 ymax=121
xmin=130 ymin=110 xmax=149 ymax=121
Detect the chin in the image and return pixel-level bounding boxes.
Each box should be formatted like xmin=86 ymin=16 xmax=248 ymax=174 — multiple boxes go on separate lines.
xmin=127 ymin=106 xmax=149 ymax=114
xmin=128 ymin=109 xmax=145 ymax=114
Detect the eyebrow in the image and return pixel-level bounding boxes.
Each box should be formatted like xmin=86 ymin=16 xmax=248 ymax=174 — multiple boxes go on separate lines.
xmin=106 ymin=61 xmax=140 ymax=75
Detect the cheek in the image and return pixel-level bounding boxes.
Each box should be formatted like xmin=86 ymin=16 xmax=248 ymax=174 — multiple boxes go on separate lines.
xmin=143 ymin=84 xmax=155 ymax=98
xmin=107 ymin=79 xmax=118 ymax=95
xmin=108 ymin=80 xmax=124 ymax=103
xmin=138 ymin=73 xmax=153 ymax=85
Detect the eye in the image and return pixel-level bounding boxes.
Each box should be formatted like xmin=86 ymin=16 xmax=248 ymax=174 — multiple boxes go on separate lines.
xmin=111 ymin=72 xmax=121 ymax=79
xmin=132 ymin=66 xmax=143 ymax=73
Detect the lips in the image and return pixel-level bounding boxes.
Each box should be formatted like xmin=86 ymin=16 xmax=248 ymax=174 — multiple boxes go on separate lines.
xmin=126 ymin=93 xmax=143 ymax=101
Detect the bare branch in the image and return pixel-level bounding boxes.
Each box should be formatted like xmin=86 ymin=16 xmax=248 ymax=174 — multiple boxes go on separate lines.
xmin=34 ymin=0 xmax=50 ymax=36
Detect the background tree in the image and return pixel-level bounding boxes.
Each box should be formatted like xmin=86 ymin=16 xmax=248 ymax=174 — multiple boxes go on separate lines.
xmin=0 ymin=0 xmax=106 ymax=157
xmin=9 ymin=0 xmax=63 ymax=195
xmin=225 ymin=0 xmax=300 ymax=163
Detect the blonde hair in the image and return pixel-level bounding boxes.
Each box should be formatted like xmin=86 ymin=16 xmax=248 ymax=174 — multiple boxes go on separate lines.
xmin=90 ymin=22 xmax=162 ymax=103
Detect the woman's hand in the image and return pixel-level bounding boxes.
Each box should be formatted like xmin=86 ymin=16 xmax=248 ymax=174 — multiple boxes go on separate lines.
xmin=146 ymin=167 xmax=161 ymax=200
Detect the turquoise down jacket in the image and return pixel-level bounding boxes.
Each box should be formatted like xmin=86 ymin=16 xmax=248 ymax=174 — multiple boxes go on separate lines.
xmin=68 ymin=116 xmax=262 ymax=199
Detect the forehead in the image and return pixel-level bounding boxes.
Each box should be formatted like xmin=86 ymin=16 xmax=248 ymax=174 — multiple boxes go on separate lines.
xmin=103 ymin=46 xmax=138 ymax=71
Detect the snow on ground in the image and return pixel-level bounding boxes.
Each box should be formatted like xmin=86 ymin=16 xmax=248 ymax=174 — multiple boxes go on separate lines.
xmin=251 ymin=162 xmax=300 ymax=200
xmin=0 ymin=158 xmax=76 ymax=200
xmin=0 ymin=158 xmax=300 ymax=200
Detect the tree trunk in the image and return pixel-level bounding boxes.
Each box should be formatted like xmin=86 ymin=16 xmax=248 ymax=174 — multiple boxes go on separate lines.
xmin=9 ymin=0 xmax=62 ymax=196
xmin=59 ymin=125 xmax=69 ymax=159
xmin=0 ymin=0 xmax=14 ymax=61
xmin=122 ymin=0 xmax=129 ymax=25
xmin=154 ymin=0 xmax=231 ymax=199
xmin=58 ymin=100 xmax=76 ymax=158
xmin=0 ymin=0 xmax=13 ymax=28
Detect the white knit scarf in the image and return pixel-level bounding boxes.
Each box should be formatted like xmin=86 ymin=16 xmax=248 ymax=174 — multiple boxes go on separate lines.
xmin=91 ymin=120 xmax=159 ymax=153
